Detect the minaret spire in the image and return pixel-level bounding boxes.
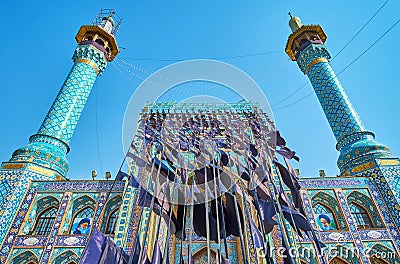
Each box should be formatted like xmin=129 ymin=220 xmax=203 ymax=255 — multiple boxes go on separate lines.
xmin=3 ymin=9 xmax=121 ymax=179
xmin=285 ymin=15 xmax=391 ymax=175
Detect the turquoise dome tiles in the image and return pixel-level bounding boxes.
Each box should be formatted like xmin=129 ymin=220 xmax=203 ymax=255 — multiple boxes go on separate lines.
xmin=300 ymin=45 xmax=365 ymax=142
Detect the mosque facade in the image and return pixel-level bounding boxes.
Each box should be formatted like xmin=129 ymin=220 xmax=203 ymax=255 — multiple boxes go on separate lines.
xmin=0 ymin=10 xmax=399 ymax=264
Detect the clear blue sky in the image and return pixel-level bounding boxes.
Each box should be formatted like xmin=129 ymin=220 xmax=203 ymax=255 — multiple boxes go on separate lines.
xmin=1 ymin=1 xmax=399 ymax=180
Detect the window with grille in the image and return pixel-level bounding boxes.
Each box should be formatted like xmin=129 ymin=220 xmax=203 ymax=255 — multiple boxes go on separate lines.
xmin=105 ymin=208 xmax=119 ymax=234
xmin=75 ymin=207 xmax=94 ymax=218
xmin=370 ymin=256 xmax=389 ymax=264
xmin=313 ymin=203 xmax=338 ymax=230
xmin=33 ymin=207 xmax=58 ymax=235
xmin=349 ymin=202 xmax=373 ymax=228
xmin=314 ymin=203 xmax=332 ymax=214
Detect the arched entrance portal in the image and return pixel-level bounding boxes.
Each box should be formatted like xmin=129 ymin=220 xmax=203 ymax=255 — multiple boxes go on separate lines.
xmin=193 ymin=247 xmax=218 ymax=264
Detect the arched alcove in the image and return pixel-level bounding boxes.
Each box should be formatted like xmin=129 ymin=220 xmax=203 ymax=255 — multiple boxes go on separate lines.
xmin=100 ymin=195 xmax=122 ymax=235
xmin=51 ymin=250 xmax=80 ymax=264
xmin=346 ymin=191 xmax=384 ymax=228
xmin=31 ymin=196 xmax=60 ymax=235
xmin=311 ymin=191 xmax=346 ymax=230
xmin=9 ymin=250 xmax=39 ymax=264
xmin=193 ymin=246 xmax=218 ymax=264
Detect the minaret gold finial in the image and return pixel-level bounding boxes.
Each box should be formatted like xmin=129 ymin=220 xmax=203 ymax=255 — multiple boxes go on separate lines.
xmin=288 ymin=13 xmax=302 ymax=33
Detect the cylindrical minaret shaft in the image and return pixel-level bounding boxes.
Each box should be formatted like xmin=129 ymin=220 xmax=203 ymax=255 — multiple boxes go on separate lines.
xmin=300 ymin=48 xmax=365 ymax=141
xmin=285 ymin=15 xmax=391 ymax=175
xmin=37 ymin=45 xmax=105 ymax=144
xmin=6 ymin=10 xmax=120 ymax=178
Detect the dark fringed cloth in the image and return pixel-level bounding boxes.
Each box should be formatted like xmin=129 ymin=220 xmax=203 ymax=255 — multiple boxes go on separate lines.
xmin=80 ymin=228 xmax=130 ymax=264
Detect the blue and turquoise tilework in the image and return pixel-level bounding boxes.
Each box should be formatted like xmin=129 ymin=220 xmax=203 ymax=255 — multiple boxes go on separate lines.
xmin=9 ymin=44 xmax=108 ymax=177
xmin=0 ymin=168 xmax=51 ymax=254
xmin=297 ymin=43 xmax=391 ymax=173
xmin=301 ymin=44 xmax=364 ymax=142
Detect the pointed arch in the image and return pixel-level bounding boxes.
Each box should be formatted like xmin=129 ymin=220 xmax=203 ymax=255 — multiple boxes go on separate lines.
xmin=71 ymin=195 xmax=96 ymax=213
xmin=348 ymin=202 xmax=373 ymax=228
xmin=51 ymin=250 xmax=80 ymax=264
xmin=100 ymin=195 xmax=122 ymax=235
xmin=32 ymin=196 xmax=60 ymax=235
xmin=69 ymin=195 xmax=96 ymax=235
xmin=9 ymin=250 xmax=39 ymax=264
xmin=193 ymin=246 xmax=218 ymax=263
xmin=346 ymin=191 xmax=384 ymax=228
xmin=327 ymin=245 xmax=361 ymax=264
xmin=369 ymin=256 xmax=389 ymax=264
xmin=369 ymin=243 xmax=400 ymax=263
xmin=329 ymin=257 xmax=349 ymax=264
xmin=311 ymin=191 xmax=346 ymax=230
xmin=313 ymin=202 xmax=339 ymax=231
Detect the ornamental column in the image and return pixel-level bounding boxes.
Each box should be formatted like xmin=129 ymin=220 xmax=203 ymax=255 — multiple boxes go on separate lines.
xmin=285 ymin=14 xmax=391 ymax=175
xmin=4 ymin=10 xmax=121 ymax=179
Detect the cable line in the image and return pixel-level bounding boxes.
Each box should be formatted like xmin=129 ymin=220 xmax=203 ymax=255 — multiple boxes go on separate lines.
xmin=119 ymin=50 xmax=282 ymax=62
xmin=331 ymin=0 xmax=390 ymax=62
xmin=271 ymin=81 xmax=309 ymax=107
xmin=272 ymin=0 xmax=391 ymax=107
xmin=273 ymin=16 xmax=400 ymax=110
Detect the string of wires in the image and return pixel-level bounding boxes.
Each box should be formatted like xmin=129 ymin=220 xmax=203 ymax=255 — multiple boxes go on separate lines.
xmin=272 ymin=7 xmax=399 ymax=110
xmin=118 ymin=50 xmax=282 ymax=62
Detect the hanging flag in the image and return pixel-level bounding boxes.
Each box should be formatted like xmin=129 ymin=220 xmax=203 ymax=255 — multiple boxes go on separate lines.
xmin=237 ymin=164 xmax=250 ymax=181
xmin=131 ymin=240 xmax=151 ymax=264
xmin=79 ymin=228 xmax=107 ymax=264
xmin=273 ymin=160 xmax=301 ymax=208
xmin=192 ymin=203 xmax=220 ymax=242
xmin=175 ymin=204 xmax=186 ymax=241
xmin=280 ymin=205 xmax=312 ymax=233
xmin=257 ymin=198 xmax=278 ymax=226
xmin=116 ymin=171 xmax=129 ymax=181
xmin=275 ymin=130 xmax=286 ymax=147
xmin=152 ymin=157 xmax=176 ymax=181
xmin=250 ymin=218 xmax=264 ymax=250
xmin=258 ymin=197 xmax=311 ymax=236
xmin=99 ymin=236 xmax=130 ymax=263
xmin=224 ymin=192 xmax=244 ymax=237
xmin=284 ymin=158 xmax=299 ymax=180
xmin=276 ymin=147 xmax=300 ymax=162
xmin=128 ymin=175 xmax=140 ymax=188
xmin=136 ymin=186 xmax=179 ymax=235
xmin=80 ymin=228 xmax=130 ymax=264
xmin=151 ymin=241 xmax=163 ymax=264
xmin=127 ymin=151 xmax=148 ymax=167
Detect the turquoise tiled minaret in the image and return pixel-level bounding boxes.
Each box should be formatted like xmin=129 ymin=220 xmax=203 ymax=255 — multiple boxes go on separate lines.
xmin=285 ymin=15 xmax=391 ymax=176
xmin=0 ymin=10 xmax=121 ymax=248
xmin=286 ymin=15 xmax=400 ymax=231
xmin=4 ymin=11 xmax=120 ymax=179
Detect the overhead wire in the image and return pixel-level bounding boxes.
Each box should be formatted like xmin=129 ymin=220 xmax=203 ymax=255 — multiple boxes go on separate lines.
xmin=330 ymin=0 xmax=390 ymax=62
xmin=118 ymin=50 xmax=282 ymax=62
xmin=272 ymin=15 xmax=400 ymax=111
xmin=271 ymin=0 xmax=391 ymax=108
